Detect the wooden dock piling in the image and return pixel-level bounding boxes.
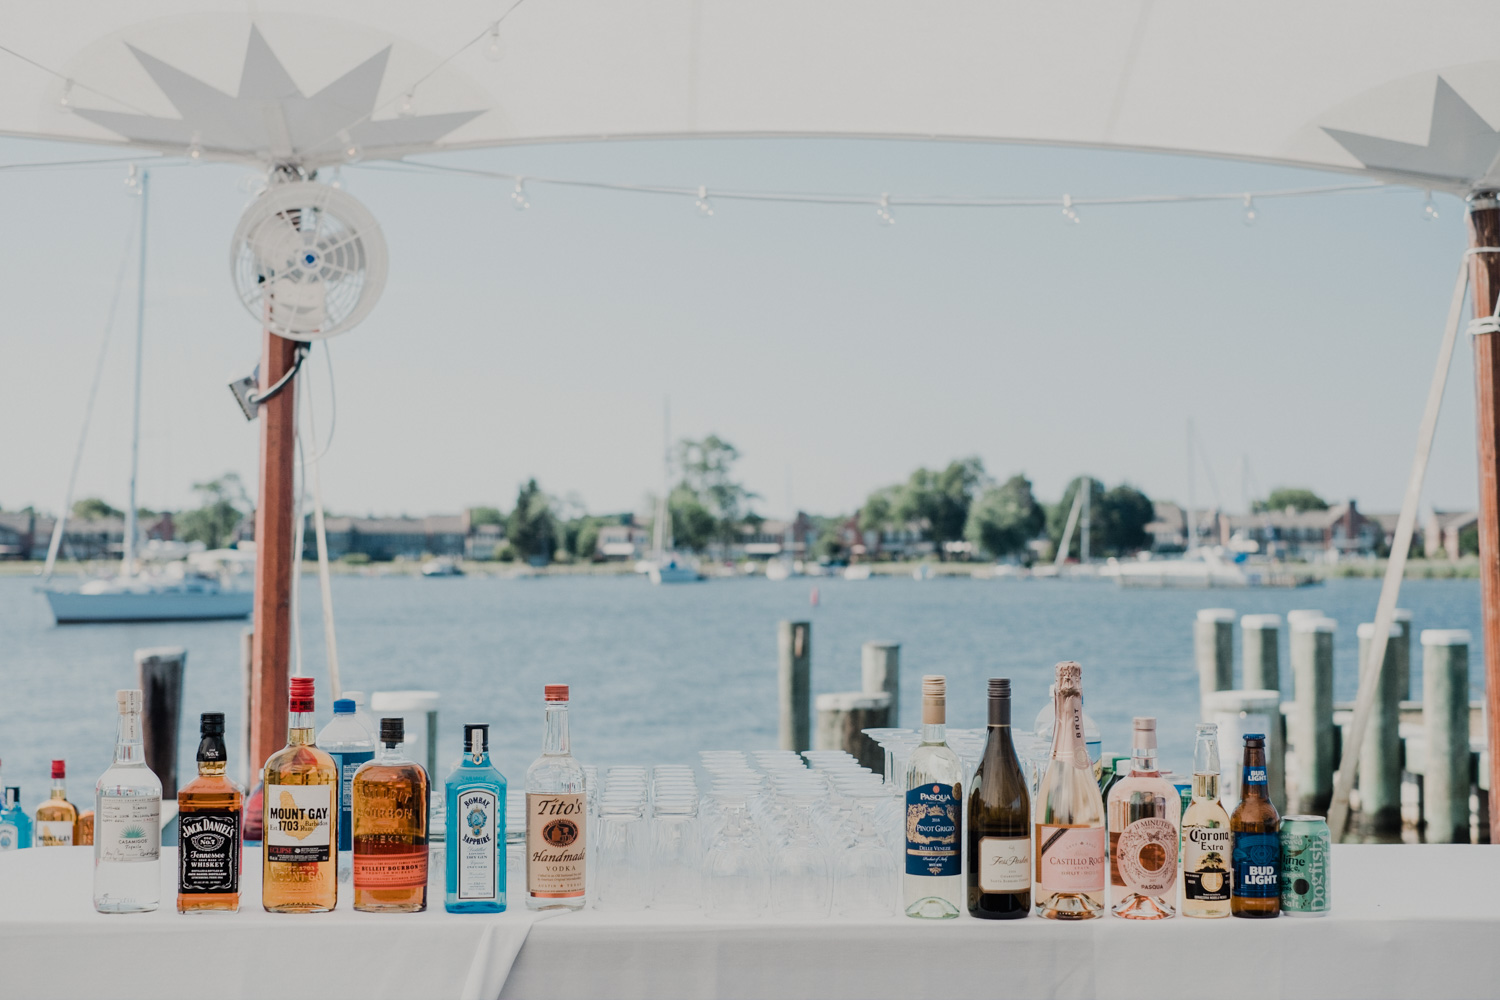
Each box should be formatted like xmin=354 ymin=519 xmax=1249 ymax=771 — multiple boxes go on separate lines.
xmin=135 ymin=646 xmax=185 ymax=798
xmin=1241 ymin=614 xmax=1282 ymax=693
xmin=1289 ymin=616 xmax=1336 ymax=814
xmin=860 ymin=641 xmax=900 ymax=728
xmin=1422 ymin=630 xmax=1472 ymax=843
xmin=815 ymin=692 xmax=891 ymax=773
xmin=1204 ymin=688 xmax=1286 ymax=811
xmin=778 ymin=621 xmax=811 ymax=752
xmin=1195 ymin=609 xmax=1235 ymax=718
xmin=1393 ymin=609 xmax=1414 ymax=701
xmin=1356 ymin=622 xmax=1404 ymax=835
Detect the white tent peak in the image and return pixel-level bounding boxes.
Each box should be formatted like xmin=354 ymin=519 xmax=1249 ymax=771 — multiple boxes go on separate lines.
xmin=1323 ymin=76 xmax=1500 ymax=192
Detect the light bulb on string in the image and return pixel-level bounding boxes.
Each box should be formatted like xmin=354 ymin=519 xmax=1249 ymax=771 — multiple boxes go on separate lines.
xmin=875 ymin=192 xmax=895 ymax=225
xmin=1242 ymin=193 xmax=1257 ymax=226
xmin=398 ymin=91 xmax=415 ymax=118
xmin=486 ymin=23 xmax=503 ymax=61
xmin=328 ymin=166 xmax=344 ymax=190
xmin=339 ymin=131 xmax=362 ymax=162
xmin=57 ymin=79 xmax=74 ymax=112
xmin=695 ymin=185 xmax=713 ymax=217
xmin=511 ymin=178 xmax=530 ymax=210
xmin=187 ymin=133 xmax=203 ymax=163
xmin=1061 ymin=194 xmax=1080 ymax=224
xmin=1423 ymin=190 xmax=1439 ymax=221
xmin=123 ymin=164 xmax=141 ymax=196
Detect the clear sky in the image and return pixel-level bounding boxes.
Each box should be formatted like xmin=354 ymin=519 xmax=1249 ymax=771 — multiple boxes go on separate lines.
xmin=0 ymin=134 xmax=1481 ymax=522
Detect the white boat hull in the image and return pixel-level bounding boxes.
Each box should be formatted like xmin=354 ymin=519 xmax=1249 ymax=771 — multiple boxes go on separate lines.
xmin=647 ymin=560 xmax=702 ymax=584
xmin=44 ymin=589 xmax=253 ymax=623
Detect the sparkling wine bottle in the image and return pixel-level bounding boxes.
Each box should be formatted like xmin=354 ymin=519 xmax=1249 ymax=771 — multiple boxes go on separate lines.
xmin=903 ymin=675 xmax=962 ymax=919
xmin=967 ymin=678 xmax=1030 ymax=919
xmin=1033 ymin=661 xmax=1107 ymax=919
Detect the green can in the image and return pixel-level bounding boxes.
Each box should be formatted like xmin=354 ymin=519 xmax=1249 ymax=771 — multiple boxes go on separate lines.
xmin=1280 ymin=815 xmax=1330 ymax=916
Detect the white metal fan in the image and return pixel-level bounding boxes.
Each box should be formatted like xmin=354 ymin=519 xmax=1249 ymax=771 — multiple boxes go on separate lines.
xmin=230 ymin=180 xmax=388 ymax=340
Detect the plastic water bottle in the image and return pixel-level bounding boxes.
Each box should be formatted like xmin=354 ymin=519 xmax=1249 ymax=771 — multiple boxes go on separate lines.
xmin=317 ymin=698 xmax=375 ymax=882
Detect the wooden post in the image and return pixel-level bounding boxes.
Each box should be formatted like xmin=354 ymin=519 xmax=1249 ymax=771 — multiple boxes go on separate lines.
xmin=815 ymin=692 xmax=891 ymax=772
xmin=1422 ymin=630 xmax=1472 ymax=844
xmin=1356 ymin=622 xmax=1403 ymax=835
xmin=778 ymin=621 xmax=811 ymax=752
xmin=250 ymin=331 xmax=299 ymax=774
xmin=1241 ymin=614 xmax=1281 ymax=693
xmin=1288 ymin=616 xmax=1336 ymax=814
xmin=1204 ymin=689 xmax=1285 ymax=812
xmin=1194 ymin=609 xmax=1234 ymax=717
xmin=860 ymin=641 xmax=900 ymax=728
xmin=135 ymin=646 xmax=186 ymax=798
xmin=239 ymin=626 xmax=253 ymax=789
xmin=1393 ymin=609 xmax=1413 ymax=701
xmin=1468 ymin=192 xmax=1500 ymax=845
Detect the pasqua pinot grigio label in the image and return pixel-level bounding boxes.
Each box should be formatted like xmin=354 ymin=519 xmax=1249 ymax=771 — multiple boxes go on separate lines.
xmin=1232 ymin=831 xmax=1280 ymax=898
xmin=179 ymin=810 xmax=240 ymax=894
xmin=457 ymin=788 xmax=499 ymax=900
xmin=265 ymin=784 xmax=332 ymax=863
xmin=527 ymin=792 xmax=585 ymax=898
xmin=1183 ymin=826 xmax=1232 ymax=901
xmin=1037 ymin=824 xmax=1106 ymax=892
xmin=905 ymin=784 xmax=959 ymax=877
xmin=978 ymin=836 xmax=1030 ymax=892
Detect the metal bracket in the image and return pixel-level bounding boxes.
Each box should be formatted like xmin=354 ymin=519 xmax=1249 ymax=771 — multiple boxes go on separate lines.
xmin=229 ymin=365 xmax=261 ymax=421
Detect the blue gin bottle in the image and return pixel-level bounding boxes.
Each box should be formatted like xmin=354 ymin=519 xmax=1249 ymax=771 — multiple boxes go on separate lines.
xmin=445 ymin=724 xmax=506 ymax=912
xmin=0 ymin=787 xmax=32 ymax=849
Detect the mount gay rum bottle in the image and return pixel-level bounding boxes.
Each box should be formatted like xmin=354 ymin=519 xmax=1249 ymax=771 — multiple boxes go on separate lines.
xmin=262 ymin=677 xmax=339 ymax=913
xmin=525 ymin=685 xmax=586 ymax=910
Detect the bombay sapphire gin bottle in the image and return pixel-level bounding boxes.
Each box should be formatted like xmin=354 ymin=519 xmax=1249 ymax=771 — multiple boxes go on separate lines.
xmin=446 ymin=723 xmax=507 ymax=912
xmin=94 ymin=689 xmax=162 ymax=912
xmin=903 ymin=675 xmax=963 ymax=919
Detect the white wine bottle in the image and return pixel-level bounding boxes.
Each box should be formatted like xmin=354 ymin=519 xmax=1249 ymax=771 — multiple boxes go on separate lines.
xmin=1033 ymin=661 xmax=1107 ymax=919
xmin=966 ymin=678 xmax=1030 ymax=918
xmin=903 ymin=675 xmax=962 ymax=919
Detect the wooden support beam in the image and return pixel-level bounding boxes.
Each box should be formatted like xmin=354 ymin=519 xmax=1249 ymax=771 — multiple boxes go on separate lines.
xmin=250 ymin=330 xmax=298 ymax=777
xmin=1467 ymin=193 xmax=1500 ymax=845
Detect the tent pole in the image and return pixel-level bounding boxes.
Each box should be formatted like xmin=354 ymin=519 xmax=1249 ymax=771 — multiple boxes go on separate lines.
xmin=250 ymin=328 xmax=299 ymax=777
xmin=1467 ymin=191 xmax=1500 ymax=844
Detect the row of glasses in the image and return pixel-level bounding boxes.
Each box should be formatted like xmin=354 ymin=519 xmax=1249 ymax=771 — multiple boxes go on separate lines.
xmin=650 ymin=765 xmax=701 ymax=910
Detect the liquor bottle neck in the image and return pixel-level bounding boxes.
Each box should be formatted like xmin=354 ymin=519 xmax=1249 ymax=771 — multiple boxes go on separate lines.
xmin=114 ymin=709 xmax=144 ymax=764
xmin=1131 ymin=745 xmax=1159 ymax=776
xmin=287 ymin=710 xmax=316 ymax=746
xmin=377 ymin=741 xmax=410 ymax=765
xmin=922 ymin=721 xmax=947 ymax=745
xmin=543 ymin=703 xmax=571 ymax=755
xmin=199 ymin=759 xmax=227 ymax=778
xmin=1050 ymin=691 xmax=1085 ymax=759
xmin=50 ymin=779 xmax=66 ymax=799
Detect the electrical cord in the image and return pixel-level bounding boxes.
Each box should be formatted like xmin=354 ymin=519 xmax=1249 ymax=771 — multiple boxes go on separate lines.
xmin=248 ymin=343 xmax=309 ymax=404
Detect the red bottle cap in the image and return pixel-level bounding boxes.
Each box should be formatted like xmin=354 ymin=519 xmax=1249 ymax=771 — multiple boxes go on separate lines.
xmin=289 ymin=676 xmax=315 ymax=712
xmin=544 ymin=684 xmax=569 ymax=702
xmin=51 ymin=759 xmax=65 ymax=779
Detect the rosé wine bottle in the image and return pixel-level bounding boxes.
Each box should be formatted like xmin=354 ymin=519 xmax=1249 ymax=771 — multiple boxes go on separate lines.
xmin=1106 ymin=717 xmax=1180 ymax=919
xmin=1033 ymin=662 xmax=1107 ymax=919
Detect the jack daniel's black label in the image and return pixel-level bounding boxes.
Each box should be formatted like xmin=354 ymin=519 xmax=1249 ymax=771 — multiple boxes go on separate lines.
xmin=179 ymin=810 xmax=240 ymax=894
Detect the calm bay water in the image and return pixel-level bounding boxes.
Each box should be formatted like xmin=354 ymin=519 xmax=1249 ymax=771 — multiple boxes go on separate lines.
xmin=0 ymin=573 xmax=1484 ymax=812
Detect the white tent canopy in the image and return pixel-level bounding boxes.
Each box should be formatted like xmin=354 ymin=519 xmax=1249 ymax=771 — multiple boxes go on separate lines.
xmin=2 ymin=1 xmax=1499 ymax=191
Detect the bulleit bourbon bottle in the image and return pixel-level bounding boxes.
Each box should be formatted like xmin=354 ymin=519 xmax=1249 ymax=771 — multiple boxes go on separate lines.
xmin=262 ymin=677 xmax=339 ymax=913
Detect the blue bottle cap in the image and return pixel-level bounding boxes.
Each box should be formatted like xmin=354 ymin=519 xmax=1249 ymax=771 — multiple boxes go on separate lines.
xmin=333 ymin=699 xmax=355 ymax=714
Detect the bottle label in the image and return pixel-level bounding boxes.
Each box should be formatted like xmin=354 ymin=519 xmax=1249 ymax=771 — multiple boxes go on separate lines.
xmin=977 ymin=835 xmax=1030 ymax=892
xmin=1244 ymin=766 xmax=1268 ymax=785
xmin=1183 ymin=825 xmax=1232 ymax=901
xmin=97 ymin=797 xmax=162 ymax=863
xmin=1037 ymin=824 xmax=1107 ymax=892
xmin=354 ymin=849 xmax=428 ymax=889
xmin=455 ymin=787 xmax=500 ymax=900
xmin=265 ymin=783 xmax=333 ymax=863
xmin=905 ymin=784 xmax=959 ymax=877
xmin=1112 ymin=817 xmax=1178 ymax=895
xmin=330 ymin=751 xmax=373 ymax=852
xmin=35 ymin=820 xmax=73 ymax=847
xmin=527 ymin=792 xmax=585 ymax=898
xmin=1232 ymin=831 xmax=1280 ymax=898
xmin=0 ymin=822 xmax=17 ymax=851
xmin=179 ymin=809 xmax=240 ymax=894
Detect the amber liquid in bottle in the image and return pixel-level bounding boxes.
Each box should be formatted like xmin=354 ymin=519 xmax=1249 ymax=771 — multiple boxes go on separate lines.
xmin=178 ymin=713 xmax=243 ymax=913
xmin=352 ymin=718 xmax=430 ymax=913
xmin=35 ymin=761 xmax=78 ymax=847
xmin=1230 ymin=734 xmax=1281 ymax=919
xmin=262 ymin=678 xmax=339 ymax=913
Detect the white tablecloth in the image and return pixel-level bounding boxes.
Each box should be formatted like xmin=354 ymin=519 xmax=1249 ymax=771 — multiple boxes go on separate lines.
xmin=0 ymin=846 xmax=537 ymax=1000
xmin=5 ymin=845 xmax=1498 ymax=999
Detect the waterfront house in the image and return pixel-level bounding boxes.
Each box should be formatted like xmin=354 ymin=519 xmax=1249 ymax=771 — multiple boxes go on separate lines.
xmin=1219 ymin=500 xmax=1379 ymax=560
xmin=596 ymin=515 xmax=651 ymax=561
xmin=735 ymin=513 xmax=815 ymax=560
xmin=310 ymin=513 xmax=470 ymax=561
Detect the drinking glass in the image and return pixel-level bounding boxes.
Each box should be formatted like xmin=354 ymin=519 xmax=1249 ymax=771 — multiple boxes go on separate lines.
xmin=771 ymin=791 xmax=831 ymax=917
xmin=705 ymin=789 xmax=768 ymax=918
xmin=834 ymin=785 xmax=897 ymax=917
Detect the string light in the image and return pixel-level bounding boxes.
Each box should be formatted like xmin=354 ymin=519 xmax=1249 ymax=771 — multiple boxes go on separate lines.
xmin=1242 ymin=193 xmax=1257 ymax=226
xmin=123 ymin=164 xmax=141 ymax=195
xmin=511 ymin=177 xmax=530 ymax=210
xmin=1061 ymin=193 xmax=1080 ymax=224
xmin=486 ymin=23 xmax=503 ymax=61
xmin=875 ymin=192 xmax=895 ymax=225
xmin=327 ymin=166 xmax=344 ymax=190
xmin=339 ymin=130 xmax=362 ymax=162
xmin=1424 ymin=189 xmax=1439 ymax=221
xmin=398 ymin=91 xmax=415 ymax=118
xmin=695 ymin=185 xmax=713 ymax=217
xmin=57 ymin=78 xmax=73 ymax=111
xmin=187 ymin=133 xmax=203 ymax=163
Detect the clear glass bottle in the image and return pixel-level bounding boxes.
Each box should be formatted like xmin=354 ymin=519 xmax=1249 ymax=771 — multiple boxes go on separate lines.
xmin=94 ymin=689 xmax=163 ymax=913
xmin=1033 ymin=661 xmax=1107 ymax=919
xmin=526 ymin=684 xmax=587 ymax=910
xmin=262 ymin=676 xmax=339 ymax=913
xmin=446 ymin=723 xmax=507 ymax=913
xmin=178 ymin=712 xmax=243 ymax=913
xmin=319 ymin=697 xmax=376 ymax=883
xmin=1106 ymin=717 xmax=1179 ymax=919
xmin=1182 ymin=723 xmax=1232 ymax=918
xmin=1230 ymin=733 xmax=1281 ymax=918
xmin=967 ymin=678 xmax=1031 ymax=919
xmin=903 ymin=674 xmax=962 ymax=919
xmin=352 ymin=717 xmax=429 ymax=913
xmin=1 ymin=787 xmax=32 ymax=849
xmin=34 ymin=760 xmax=78 ymax=847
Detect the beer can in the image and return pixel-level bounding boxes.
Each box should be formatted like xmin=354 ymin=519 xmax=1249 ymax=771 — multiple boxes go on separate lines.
xmin=1279 ymin=816 xmax=1330 ymax=916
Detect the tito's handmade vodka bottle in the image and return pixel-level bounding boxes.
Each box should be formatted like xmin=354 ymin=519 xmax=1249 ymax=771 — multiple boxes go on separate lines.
xmin=94 ymin=689 xmax=163 ymax=912
xmin=903 ymin=675 xmax=963 ymax=919
xmin=526 ymin=684 xmax=586 ymax=910
xmin=262 ymin=677 xmax=339 ymax=913
xmin=1106 ymin=717 xmax=1179 ymax=919
xmin=1181 ymin=723 xmax=1232 ymax=918
xmin=1034 ymin=661 xmax=1107 ymax=919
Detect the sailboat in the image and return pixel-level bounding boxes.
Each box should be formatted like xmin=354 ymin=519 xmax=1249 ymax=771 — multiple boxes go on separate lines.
xmin=1031 ymin=476 xmax=1101 ymax=579
xmin=40 ymin=171 xmax=253 ymax=624
xmin=644 ymin=400 xmax=702 ymax=585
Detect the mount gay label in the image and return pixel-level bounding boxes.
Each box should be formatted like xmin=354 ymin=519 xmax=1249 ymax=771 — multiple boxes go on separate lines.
xmin=265 ymin=784 xmax=332 ymax=863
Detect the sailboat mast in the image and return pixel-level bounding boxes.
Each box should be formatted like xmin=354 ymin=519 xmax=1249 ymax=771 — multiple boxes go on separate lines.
xmin=122 ymin=169 xmax=149 ymax=578
xmin=1185 ymin=419 xmax=1198 ymax=553
xmin=1079 ymin=475 xmax=1091 ymax=563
